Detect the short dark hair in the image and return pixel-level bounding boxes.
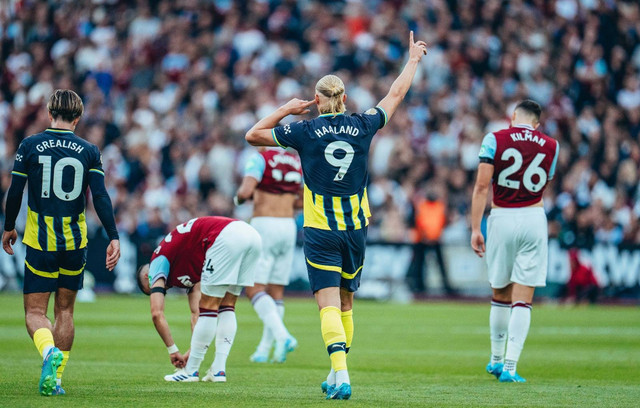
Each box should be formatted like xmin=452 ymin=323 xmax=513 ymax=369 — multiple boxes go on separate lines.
xmin=136 ymin=264 xmax=150 ymax=296
xmin=47 ymin=89 xmax=84 ymax=122
xmin=515 ymin=99 xmax=542 ymax=122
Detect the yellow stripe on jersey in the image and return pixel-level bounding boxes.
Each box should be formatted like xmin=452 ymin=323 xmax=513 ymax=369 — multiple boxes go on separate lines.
xmin=272 ymin=128 xmax=286 ymax=148
xmin=348 ymin=194 xmax=362 ymax=229
xmin=24 ymin=207 xmax=42 ymax=251
xmin=302 ymin=184 xmax=371 ymax=231
xmin=25 ymin=260 xmax=58 ymax=278
xmin=44 ymin=216 xmax=56 ymax=251
xmin=79 ymin=211 xmax=88 ymax=248
xmin=11 ymin=171 xmax=27 ymax=177
xmin=377 ymin=106 xmax=389 ymax=126
xmin=332 ymin=196 xmax=347 ymax=231
xmin=89 ymin=168 xmax=105 ymax=176
xmin=62 ymin=217 xmax=75 ymax=250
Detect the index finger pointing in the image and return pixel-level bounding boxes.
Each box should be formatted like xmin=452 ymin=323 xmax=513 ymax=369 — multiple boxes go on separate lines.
xmin=410 ymin=30 xmax=414 ymax=45
xmin=304 ymin=100 xmax=315 ymax=107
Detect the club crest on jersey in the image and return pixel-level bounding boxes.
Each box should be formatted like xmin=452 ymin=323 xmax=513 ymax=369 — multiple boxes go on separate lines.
xmin=510 ymin=129 xmax=546 ymax=147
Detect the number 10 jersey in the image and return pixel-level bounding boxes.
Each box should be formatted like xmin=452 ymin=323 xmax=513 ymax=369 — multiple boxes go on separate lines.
xmin=11 ymin=128 xmax=104 ymax=251
xmin=479 ymin=124 xmax=560 ymax=208
xmin=272 ymin=107 xmax=388 ymax=231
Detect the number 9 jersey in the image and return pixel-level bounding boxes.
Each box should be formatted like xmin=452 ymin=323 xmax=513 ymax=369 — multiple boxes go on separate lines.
xmin=479 ymin=124 xmax=559 ymax=208
xmin=271 ymin=107 xmax=388 ymax=231
xmin=11 ymin=128 xmax=105 ymax=251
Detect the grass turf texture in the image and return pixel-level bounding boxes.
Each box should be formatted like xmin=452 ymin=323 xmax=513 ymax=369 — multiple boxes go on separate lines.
xmin=0 ymin=294 xmax=638 ymax=407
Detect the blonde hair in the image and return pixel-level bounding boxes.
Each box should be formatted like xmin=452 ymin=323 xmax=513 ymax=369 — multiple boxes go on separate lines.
xmin=315 ymin=75 xmax=345 ymax=115
xmin=47 ymin=89 xmax=84 ymax=122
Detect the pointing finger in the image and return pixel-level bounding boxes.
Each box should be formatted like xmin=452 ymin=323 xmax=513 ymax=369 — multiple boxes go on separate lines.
xmin=303 ymin=100 xmax=315 ymax=107
xmin=410 ymin=30 xmax=414 ymax=45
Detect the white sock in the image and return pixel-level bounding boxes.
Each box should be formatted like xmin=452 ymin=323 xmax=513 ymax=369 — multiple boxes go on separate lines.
xmin=275 ymin=299 xmax=285 ymax=319
xmin=335 ymin=369 xmax=350 ymax=386
xmin=42 ymin=346 xmax=53 ymax=361
xmin=211 ymin=306 xmax=237 ymax=374
xmin=251 ymin=292 xmax=290 ymax=341
xmin=490 ymin=298 xmax=511 ymax=364
xmin=504 ymin=302 xmax=532 ymax=374
xmin=255 ymin=325 xmax=274 ymax=355
xmin=56 ymin=378 xmax=61 ymax=386
xmin=185 ymin=309 xmax=218 ymax=374
xmin=326 ymin=367 xmax=336 ymax=386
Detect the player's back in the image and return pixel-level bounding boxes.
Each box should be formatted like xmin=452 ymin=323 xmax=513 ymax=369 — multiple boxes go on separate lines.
xmin=272 ymin=108 xmax=386 ymax=230
xmin=257 ymin=149 xmax=302 ymax=195
xmin=487 ymin=125 xmax=559 ymax=208
xmin=13 ymin=128 xmax=104 ymax=251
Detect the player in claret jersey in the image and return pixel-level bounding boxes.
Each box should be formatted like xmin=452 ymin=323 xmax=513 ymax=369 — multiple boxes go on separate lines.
xmin=136 ymin=217 xmax=261 ymax=383
xmin=245 ymin=31 xmax=428 ymax=400
xmin=470 ymin=100 xmax=560 ymax=383
xmin=235 ymin=148 xmax=302 ymax=363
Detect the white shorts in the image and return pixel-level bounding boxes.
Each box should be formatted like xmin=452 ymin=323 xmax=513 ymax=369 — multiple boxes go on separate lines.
xmin=201 ymin=221 xmax=262 ymax=297
xmin=486 ymin=207 xmax=548 ymax=289
xmin=250 ymin=217 xmax=297 ymax=286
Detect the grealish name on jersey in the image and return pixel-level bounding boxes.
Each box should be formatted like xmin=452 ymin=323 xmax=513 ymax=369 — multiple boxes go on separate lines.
xmin=35 ymin=139 xmax=85 ymax=154
xmin=509 ymin=129 xmax=546 ymax=147
xmin=314 ymin=125 xmax=360 ymax=138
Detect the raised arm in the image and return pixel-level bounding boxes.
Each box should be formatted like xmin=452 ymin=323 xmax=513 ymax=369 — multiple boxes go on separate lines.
xmin=470 ymin=163 xmax=494 ymax=257
xmin=245 ymin=98 xmax=314 ymax=146
xmin=377 ymin=31 xmax=427 ymax=122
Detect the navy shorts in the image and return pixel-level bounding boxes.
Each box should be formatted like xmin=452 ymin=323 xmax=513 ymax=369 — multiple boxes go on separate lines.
xmin=23 ymin=246 xmax=87 ymax=294
xmin=303 ymin=227 xmax=367 ymax=293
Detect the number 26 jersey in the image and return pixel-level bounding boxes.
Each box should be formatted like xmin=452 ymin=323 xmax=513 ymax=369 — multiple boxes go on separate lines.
xmin=479 ymin=124 xmax=560 ymax=208
xmin=272 ymin=107 xmax=388 ymax=231
xmin=11 ymin=128 xmax=104 ymax=251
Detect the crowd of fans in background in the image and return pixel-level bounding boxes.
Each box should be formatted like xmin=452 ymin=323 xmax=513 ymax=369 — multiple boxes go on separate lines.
xmin=1 ymin=0 xmax=640 ymax=288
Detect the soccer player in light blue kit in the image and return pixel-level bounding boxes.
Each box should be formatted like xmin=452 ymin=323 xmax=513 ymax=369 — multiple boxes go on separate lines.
xmin=245 ymin=31 xmax=427 ymax=400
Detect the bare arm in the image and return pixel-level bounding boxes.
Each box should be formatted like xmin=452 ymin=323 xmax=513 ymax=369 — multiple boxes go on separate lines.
xmin=245 ymin=99 xmax=315 ymax=146
xmin=187 ymin=283 xmax=201 ymax=331
xmin=377 ymin=31 xmax=427 ymax=121
xmin=470 ymin=163 xmax=494 ymax=257
xmin=235 ymin=176 xmax=260 ymax=204
xmin=149 ymin=278 xmax=184 ymax=367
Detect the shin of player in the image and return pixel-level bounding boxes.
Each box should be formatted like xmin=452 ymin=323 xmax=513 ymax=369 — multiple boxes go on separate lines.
xmin=471 ymin=100 xmax=559 ymax=383
xmin=235 ymin=147 xmax=302 ymax=363
xmin=2 ymin=90 xmax=120 ymax=396
xmin=245 ymin=31 xmax=428 ymax=400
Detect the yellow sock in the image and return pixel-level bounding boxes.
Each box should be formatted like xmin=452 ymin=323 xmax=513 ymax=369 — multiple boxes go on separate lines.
xmin=320 ymin=306 xmax=347 ymax=372
xmin=341 ymin=310 xmax=353 ymax=353
xmin=57 ymin=351 xmax=69 ymax=380
xmin=33 ymin=328 xmax=55 ymax=357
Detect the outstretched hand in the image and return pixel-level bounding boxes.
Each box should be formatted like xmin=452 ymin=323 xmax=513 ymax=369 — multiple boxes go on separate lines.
xmin=409 ymin=30 xmax=428 ymax=62
xmin=282 ymin=98 xmax=315 ymax=115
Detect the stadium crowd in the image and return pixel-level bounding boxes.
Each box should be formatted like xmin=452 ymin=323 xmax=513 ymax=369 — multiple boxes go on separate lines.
xmin=1 ymin=0 xmax=640 ymax=282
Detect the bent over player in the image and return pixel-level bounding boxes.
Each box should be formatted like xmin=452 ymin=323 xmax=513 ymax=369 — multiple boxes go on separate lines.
xmin=2 ymin=89 xmax=120 ymax=396
xmin=245 ymin=31 xmax=428 ymax=400
xmin=470 ymin=100 xmax=560 ymax=382
xmin=137 ymin=216 xmax=261 ymax=382
xmin=235 ymin=148 xmax=302 ymax=363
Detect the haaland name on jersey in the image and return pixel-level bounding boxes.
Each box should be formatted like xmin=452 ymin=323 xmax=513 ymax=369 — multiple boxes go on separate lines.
xmin=314 ymin=125 xmax=360 ymax=138
xmin=35 ymin=139 xmax=85 ymax=154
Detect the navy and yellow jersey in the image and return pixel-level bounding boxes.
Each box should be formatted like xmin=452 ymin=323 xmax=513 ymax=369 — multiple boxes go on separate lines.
xmin=272 ymin=107 xmax=388 ymax=231
xmin=11 ymin=128 xmax=105 ymax=251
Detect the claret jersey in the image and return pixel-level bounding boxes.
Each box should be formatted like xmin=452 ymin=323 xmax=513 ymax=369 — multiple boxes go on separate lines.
xmin=272 ymin=107 xmax=388 ymax=231
xmin=11 ymin=128 xmax=105 ymax=251
xmin=479 ymin=124 xmax=559 ymax=207
xmin=243 ymin=148 xmax=302 ymax=195
xmin=149 ymin=217 xmax=234 ymax=289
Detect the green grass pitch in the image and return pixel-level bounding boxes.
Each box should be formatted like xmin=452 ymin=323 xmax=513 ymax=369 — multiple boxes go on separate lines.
xmin=0 ymin=293 xmax=638 ymax=407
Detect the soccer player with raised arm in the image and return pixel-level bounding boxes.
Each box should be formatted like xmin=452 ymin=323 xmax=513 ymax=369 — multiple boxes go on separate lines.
xmin=245 ymin=31 xmax=427 ymax=400
xmin=470 ymin=100 xmax=560 ymax=383
xmin=137 ymin=216 xmax=261 ymax=383
xmin=235 ymin=148 xmax=302 ymax=363
xmin=2 ymin=90 xmax=120 ymax=396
